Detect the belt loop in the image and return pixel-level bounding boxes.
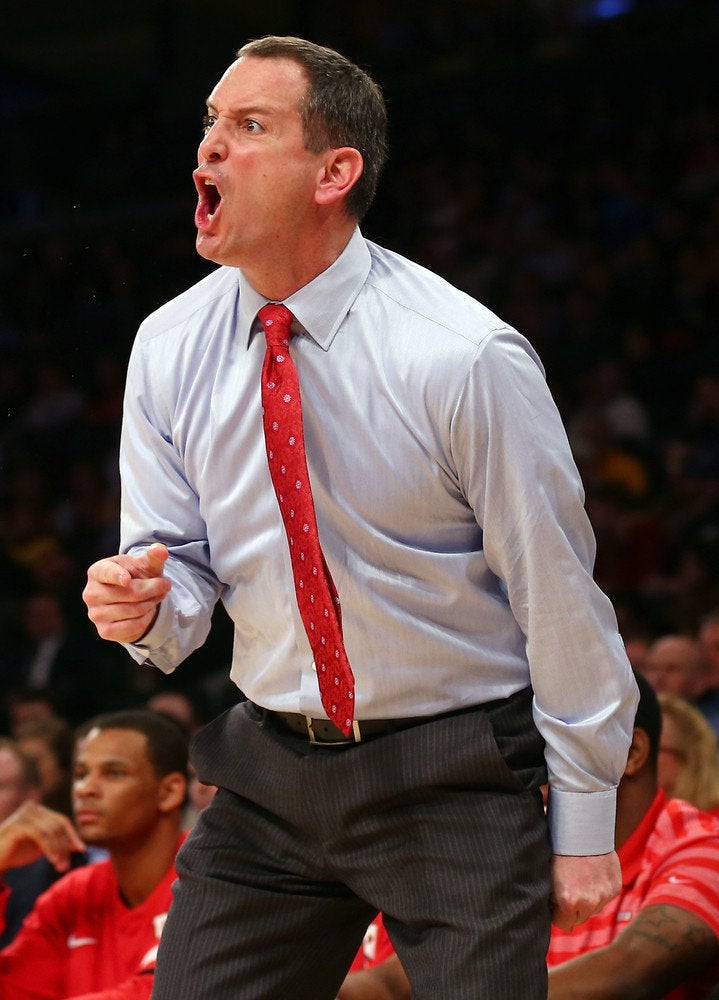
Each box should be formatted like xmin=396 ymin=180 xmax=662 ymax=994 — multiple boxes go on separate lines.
xmin=306 ymin=716 xmax=317 ymax=744
xmin=351 ymin=720 xmax=362 ymax=743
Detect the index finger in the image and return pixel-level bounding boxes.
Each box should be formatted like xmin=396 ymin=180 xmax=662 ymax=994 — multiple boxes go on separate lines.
xmin=87 ymin=556 xmax=133 ymax=588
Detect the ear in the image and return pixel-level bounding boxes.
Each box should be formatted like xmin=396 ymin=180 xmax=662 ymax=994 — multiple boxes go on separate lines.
xmin=157 ymin=772 xmax=187 ymax=814
xmin=314 ymin=147 xmax=364 ymax=208
xmin=624 ymin=726 xmax=651 ymax=778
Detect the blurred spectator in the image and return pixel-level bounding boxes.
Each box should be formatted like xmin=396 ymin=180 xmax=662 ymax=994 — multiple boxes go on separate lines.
xmin=547 ymin=672 xmax=719 ymax=998
xmin=8 ymin=592 xmax=103 ymax=724
xmin=640 ymin=633 xmax=709 ymax=701
xmin=146 ymin=691 xmax=202 ymax=737
xmin=15 ymin=717 xmax=74 ymax=817
xmin=0 ymin=739 xmax=41 ymax=824
xmin=19 ymin=363 xmax=84 ymax=435
xmin=568 ymin=357 xmax=651 ymax=462
xmin=0 ymin=738 xmax=48 ymax=947
xmin=698 ymin=610 xmax=719 ymax=734
xmin=1 ymin=688 xmax=61 ymax=739
xmin=658 ymin=692 xmax=719 ymax=817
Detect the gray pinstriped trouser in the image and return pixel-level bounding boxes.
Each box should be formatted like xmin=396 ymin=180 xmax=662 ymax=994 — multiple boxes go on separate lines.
xmin=152 ymin=688 xmax=551 ymax=999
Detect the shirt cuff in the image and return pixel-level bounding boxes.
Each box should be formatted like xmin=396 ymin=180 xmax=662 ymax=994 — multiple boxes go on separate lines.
xmin=548 ymin=787 xmax=618 ymax=855
xmin=123 ymin=598 xmax=178 ymax=674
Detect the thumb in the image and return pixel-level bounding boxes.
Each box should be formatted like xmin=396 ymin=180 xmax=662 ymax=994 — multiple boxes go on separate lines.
xmin=135 ymin=543 xmax=169 ymax=579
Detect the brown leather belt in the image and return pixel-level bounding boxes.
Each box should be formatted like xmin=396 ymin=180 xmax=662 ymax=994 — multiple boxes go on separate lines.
xmin=260 ymin=707 xmax=429 ymax=745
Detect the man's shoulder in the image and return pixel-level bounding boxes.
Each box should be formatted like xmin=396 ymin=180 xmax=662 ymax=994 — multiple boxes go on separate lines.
xmin=649 ymin=797 xmax=719 ymax=852
xmin=136 ymin=265 xmax=239 ymax=343
xmin=364 ymin=239 xmax=506 ymax=344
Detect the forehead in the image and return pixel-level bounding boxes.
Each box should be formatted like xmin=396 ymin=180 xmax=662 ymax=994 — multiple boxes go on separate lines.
xmin=208 ymin=55 xmax=309 ymax=112
xmin=75 ymin=727 xmax=150 ymax=766
xmin=0 ymin=747 xmax=22 ymax=778
xmin=648 ymin=639 xmax=698 ymax=667
xmin=701 ymin=622 xmax=719 ymax=643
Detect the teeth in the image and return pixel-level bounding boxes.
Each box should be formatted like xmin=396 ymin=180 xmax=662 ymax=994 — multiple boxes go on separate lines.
xmin=204 ymin=179 xmax=216 ymax=186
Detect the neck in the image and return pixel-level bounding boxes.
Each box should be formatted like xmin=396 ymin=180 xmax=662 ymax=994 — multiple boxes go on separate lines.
xmin=615 ymin=774 xmax=658 ymax=849
xmin=109 ymin=818 xmax=181 ymax=908
xmin=244 ymin=217 xmax=356 ymax=301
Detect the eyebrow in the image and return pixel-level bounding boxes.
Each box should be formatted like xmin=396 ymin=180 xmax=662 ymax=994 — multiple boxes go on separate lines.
xmin=74 ymin=756 xmax=135 ymax=769
xmin=205 ymin=101 xmax=276 ymax=118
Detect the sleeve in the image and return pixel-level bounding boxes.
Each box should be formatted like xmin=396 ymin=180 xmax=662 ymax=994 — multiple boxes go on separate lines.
xmin=119 ymin=332 xmax=225 ymax=674
xmin=642 ymin=838 xmax=719 ymax=938
xmin=453 ymin=327 xmax=639 ymax=855
xmin=70 ymin=973 xmax=154 ymax=1000
xmin=0 ymin=881 xmax=67 ymax=1000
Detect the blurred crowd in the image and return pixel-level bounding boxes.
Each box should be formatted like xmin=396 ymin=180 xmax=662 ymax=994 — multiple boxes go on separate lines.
xmin=0 ymin=1 xmax=718 ymax=733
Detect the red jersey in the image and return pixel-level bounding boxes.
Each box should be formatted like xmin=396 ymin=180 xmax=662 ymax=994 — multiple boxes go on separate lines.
xmin=0 ymin=834 xmax=185 ymax=1000
xmin=349 ymin=913 xmax=395 ymax=972
xmin=548 ymin=792 xmax=719 ymax=999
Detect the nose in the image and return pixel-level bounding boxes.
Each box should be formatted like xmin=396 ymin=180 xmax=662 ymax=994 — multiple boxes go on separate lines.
xmin=198 ymin=118 xmax=227 ymax=164
xmin=73 ymin=772 xmax=99 ymax=798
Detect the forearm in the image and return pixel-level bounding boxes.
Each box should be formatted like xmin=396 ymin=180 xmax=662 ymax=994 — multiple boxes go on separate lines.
xmin=548 ymin=905 xmax=719 ymax=1000
xmin=549 ymin=949 xmax=654 ymax=1000
xmin=336 ymin=957 xmax=411 ymax=1000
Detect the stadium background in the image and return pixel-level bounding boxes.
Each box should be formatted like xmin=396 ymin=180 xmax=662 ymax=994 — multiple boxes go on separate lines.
xmin=0 ymin=0 xmax=717 ymax=725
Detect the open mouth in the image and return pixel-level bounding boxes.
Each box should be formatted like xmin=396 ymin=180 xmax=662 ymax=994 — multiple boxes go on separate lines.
xmin=195 ymin=177 xmax=222 ymax=229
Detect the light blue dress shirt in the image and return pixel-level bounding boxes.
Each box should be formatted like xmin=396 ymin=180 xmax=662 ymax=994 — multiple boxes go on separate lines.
xmin=122 ymin=227 xmax=638 ymax=855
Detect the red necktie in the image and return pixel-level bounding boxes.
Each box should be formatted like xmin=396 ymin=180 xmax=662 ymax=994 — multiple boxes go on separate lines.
xmin=259 ymin=303 xmax=356 ymax=736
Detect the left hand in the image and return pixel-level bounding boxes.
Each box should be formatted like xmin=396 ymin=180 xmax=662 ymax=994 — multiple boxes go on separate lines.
xmin=0 ymin=801 xmax=86 ymax=876
xmin=550 ymin=851 xmax=621 ymax=931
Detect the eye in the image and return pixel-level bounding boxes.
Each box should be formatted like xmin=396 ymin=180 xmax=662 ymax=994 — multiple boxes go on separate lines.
xmin=244 ymin=119 xmax=263 ymax=134
xmin=202 ymin=113 xmax=217 ymax=136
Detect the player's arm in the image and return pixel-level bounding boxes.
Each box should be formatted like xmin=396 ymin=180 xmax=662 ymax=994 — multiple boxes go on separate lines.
xmin=0 ymin=802 xmax=85 ymax=877
xmin=68 ymin=969 xmax=154 ymax=999
xmin=548 ymin=903 xmax=719 ymax=999
xmin=336 ymin=954 xmax=411 ymax=1000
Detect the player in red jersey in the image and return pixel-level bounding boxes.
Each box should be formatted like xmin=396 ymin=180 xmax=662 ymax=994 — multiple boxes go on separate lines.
xmin=336 ymin=674 xmax=719 ymax=1000
xmin=548 ymin=671 xmax=719 ymax=999
xmin=337 ymin=914 xmax=409 ymax=1000
xmin=0 ymin=708 xmax=188 ymax=1000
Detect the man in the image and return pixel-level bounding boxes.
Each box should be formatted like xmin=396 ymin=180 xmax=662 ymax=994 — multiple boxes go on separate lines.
xmin=82 ymin=35 xmax=637 ymax=997
xmin=0 ymin=735 xmax=72 ymax=947
xmin=0 ymin=709 xmax=188 ymax=998
xmin=548 ymin=670 xmax=719 ymax=998
xmin=0 ymin=739 xmax=41 ymax=826
xmin=642 ymin=633 xmax=709 ymax=701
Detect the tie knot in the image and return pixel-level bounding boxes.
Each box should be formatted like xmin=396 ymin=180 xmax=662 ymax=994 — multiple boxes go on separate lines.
xmin=259 ymin=303 xmax=294 ymax=347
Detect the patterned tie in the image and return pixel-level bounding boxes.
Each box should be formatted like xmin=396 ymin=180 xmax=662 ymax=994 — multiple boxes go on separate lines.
xmin=259 ymin=303 xmax=356 ymax=736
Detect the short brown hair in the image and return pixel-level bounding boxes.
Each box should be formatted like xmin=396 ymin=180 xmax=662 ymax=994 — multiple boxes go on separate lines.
xmin=237 ymin=35 xmax=387 ymax=221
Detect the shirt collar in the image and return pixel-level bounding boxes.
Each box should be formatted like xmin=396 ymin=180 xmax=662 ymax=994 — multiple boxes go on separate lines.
xmin=238 ymin=227 xmax=371 ymax=350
